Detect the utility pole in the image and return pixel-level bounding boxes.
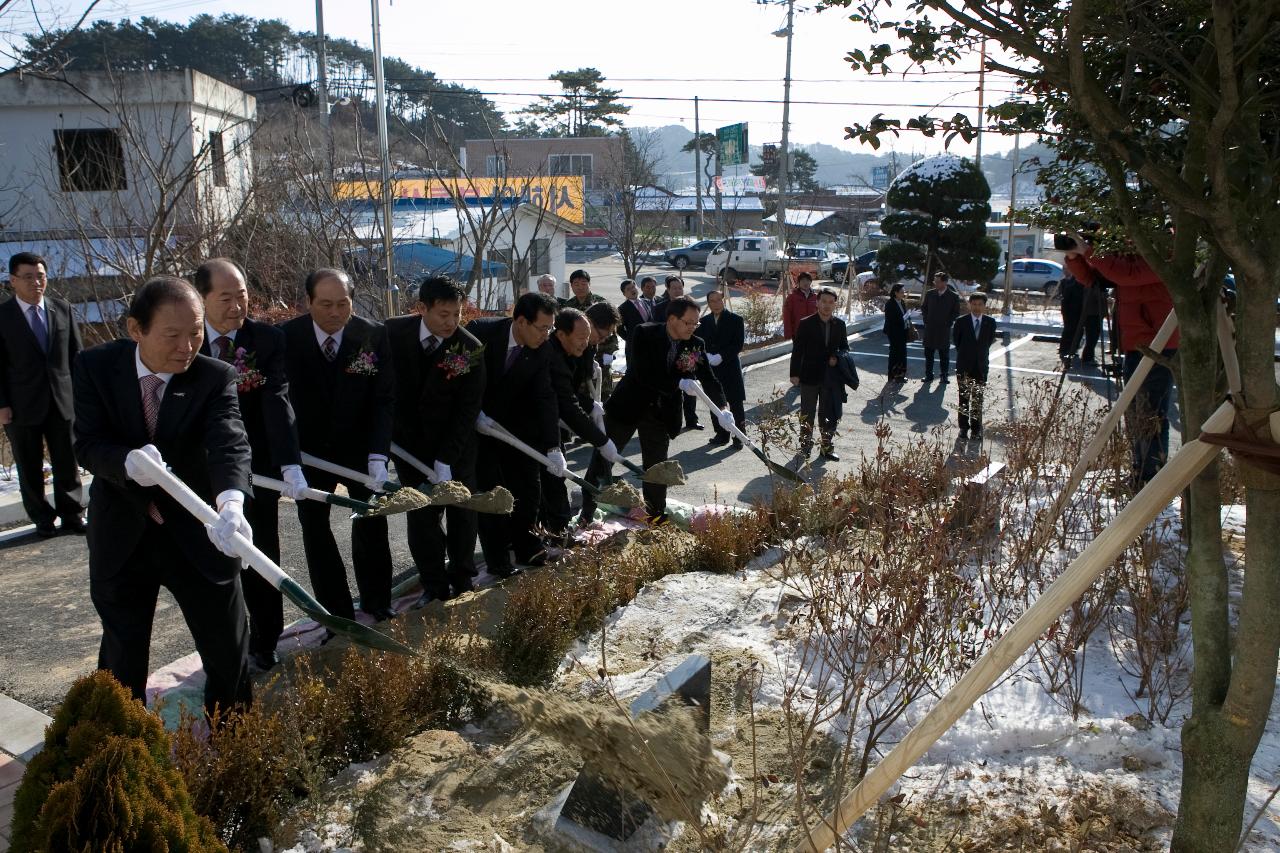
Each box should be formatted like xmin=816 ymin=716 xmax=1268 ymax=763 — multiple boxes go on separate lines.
xmin=975 ymin=38 xmax=986 ymax=169
xmin=714 ymin=138 xmax=725 ymax=235
xmin=693 ymin=96 xmax=703 ymax=240
xmin=315 ymin=0 xmax=333 ymax=185
xmin=775 ymin=0 xmax=796 ymax=272
xmin=370 ymin=0 xmax=397 ymax=317
xmin=1001 ymin=132 xmax=1020 ymax=318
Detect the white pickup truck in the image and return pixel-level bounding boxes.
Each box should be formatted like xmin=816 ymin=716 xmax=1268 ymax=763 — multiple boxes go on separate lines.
xmin=704 ymin=236 xmax=788 ymax=280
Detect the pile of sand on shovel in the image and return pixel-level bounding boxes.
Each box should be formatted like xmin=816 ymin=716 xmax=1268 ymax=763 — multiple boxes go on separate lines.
xmin=485 ymin=680 xmax=728 ymax=824
xmin=641 ymin=460 xmax=686 ymax=486
xmin=598 ymin=480 xmax=645 ymax=508
xmin=464 ymin=485 xmax=514 ymax=514
xmin=364 ymin=486 xmax=433 ymax=516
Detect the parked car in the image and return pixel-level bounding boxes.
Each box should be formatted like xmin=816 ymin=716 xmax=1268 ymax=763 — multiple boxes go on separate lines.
xmin=831 ymin=250 xmax=879 ymax=284
xmin=989 ymin=259 xmax=1064 ymax=294
xmin=663 ymin=239 xmax=721 ymax=270
xmin=788 ymin=246 xmax=835 ymax=279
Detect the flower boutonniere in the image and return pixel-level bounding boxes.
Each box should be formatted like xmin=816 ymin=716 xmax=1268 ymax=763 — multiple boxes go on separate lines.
xmin=346 ymin=347 xmax=379 ymax=376
xmin=438 ymin=342 xmax=484 ymax=381
xmin=233 ymin=347 xmax=265 ymax=393
xmin=674 ymin=348 xmax=702 ymax=374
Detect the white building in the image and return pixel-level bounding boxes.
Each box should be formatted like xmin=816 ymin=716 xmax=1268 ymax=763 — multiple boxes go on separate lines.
xmin=0 ymin=70 xmax=256 ymax=274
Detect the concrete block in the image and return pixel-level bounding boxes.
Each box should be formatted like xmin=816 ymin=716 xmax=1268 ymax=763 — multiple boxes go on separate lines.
xmin=0 ymin=694 xmax=51 ymax=762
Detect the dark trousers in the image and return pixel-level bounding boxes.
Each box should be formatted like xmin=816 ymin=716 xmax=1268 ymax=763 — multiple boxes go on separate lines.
xmin=295 ymin=470 xmax=392 ymax=620
xmin=1060 ymin=313 xmax=1102 ymax=362
xmin=1123 ymin=349 xmax=1175 ymax=486
xmin=540 ymin=465 xmax=573 ymax=536
xmin=957 ymin=374 xmax=987 ymax=433
xmin=924 ymin=346 xmax=950 ymax=379
xmin=397 ymin=453 xmax=477 ymax=595
xmin=4 ymin=412 xmax=81 ymax=527
xmin=683 ymin=394 xmax=700 ymax=427
xmin=90 ymin=522 xmax=251 ymax=719
xmin=243 ymin=485 xmax=284 ymax=655
xmin=887 ymin=335 xmax=908 ymax=380
xmin=799 ymin=378 xmax=841 ymax=448
xmin=583 ymin=413 xmax=671 ymax=519
xmin=711 ymin=398 xmax=746 ymax=440
xmin=476 ymin=436 xmax=543 ymax=569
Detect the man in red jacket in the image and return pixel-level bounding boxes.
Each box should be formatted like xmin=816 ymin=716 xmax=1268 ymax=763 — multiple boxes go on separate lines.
xmin=782 ymin=271 xmax=819 ymax=340
xmin=1062 ymin=237 xmax=1179 ymax=487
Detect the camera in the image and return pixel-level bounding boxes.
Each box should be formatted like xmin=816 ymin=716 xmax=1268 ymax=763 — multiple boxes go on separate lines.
xmin=1053 ymin=222 xmax=1101 ymax=252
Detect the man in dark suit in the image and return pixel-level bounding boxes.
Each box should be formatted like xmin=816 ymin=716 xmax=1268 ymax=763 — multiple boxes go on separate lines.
xmin=921 ymin=272 xmax=962 ymax=383
xmin=542 ymin=306 xmax=624 ymax=536
xmin=282 ymin=269 xmax=396 ymax=622
xmin=195 ymin=258 xmax=305 ymax=672
xmin=73 ymin=276 xmax=253 ymax=717
xmin=789 ymin=288 xmax=849 ymax=461
xmin=952 ymin=291 xmax=999 ymax=440
xmin=387 ymin=276 xmax=485 ymax=605
xmin=698 ymin=290 xmax=746 ymax=450
xmin=648 ymin=276 xmax=702 ymax=431
xmin=0 ymin=252 xmax=84 ymax=537
xmin=582 ymin=296 xmax=730 ymax=524
xmin=467 ymin=291 xmax=564 ymax=575
xmin=617 ymin=278 xmax=652 ymax=342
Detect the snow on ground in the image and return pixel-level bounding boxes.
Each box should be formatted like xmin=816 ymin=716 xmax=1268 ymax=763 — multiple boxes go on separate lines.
xmin=561 ymin=512 xmax=1280 ymax=850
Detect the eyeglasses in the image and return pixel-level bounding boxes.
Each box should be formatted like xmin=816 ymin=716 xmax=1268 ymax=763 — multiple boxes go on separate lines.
xmin=13 ymin=273 xmax=47 ymax=283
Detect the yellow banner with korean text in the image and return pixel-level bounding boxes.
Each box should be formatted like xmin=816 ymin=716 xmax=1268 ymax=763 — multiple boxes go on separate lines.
xmin=334 ymin=176 xmax=586 ymax=225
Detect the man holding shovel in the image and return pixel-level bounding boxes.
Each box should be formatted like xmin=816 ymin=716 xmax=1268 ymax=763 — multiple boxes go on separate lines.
xmin=282 ymin=269 xmax=397 ymax=623
xmin=195 ymin=258 xmax=307 ymax=673
xmin=73 ymin=276 xmax=254 ymax=718
xmin=581 ymin=296 xmax=731 ymax=525
xmin=387 ymin=276 xmax=486 ymax=605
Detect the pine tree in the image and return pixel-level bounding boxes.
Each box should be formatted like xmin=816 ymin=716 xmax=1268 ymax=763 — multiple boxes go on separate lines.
xmin=877 ymin=154 xmax=1000 ymax=285
xmin=518 ymin=68 xmax=631 ymax=137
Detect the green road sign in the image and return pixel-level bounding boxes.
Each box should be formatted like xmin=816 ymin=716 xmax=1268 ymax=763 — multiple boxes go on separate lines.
xmin=717 ymin=123 xmax=749 ymax=166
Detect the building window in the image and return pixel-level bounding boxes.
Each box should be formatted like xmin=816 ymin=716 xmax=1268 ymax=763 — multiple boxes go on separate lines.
xmin=548 ymin=154 xmax=592 ymax=190
xmin=529 ymin=238 xmax=550 ymax=276
xmin=54 ymin=128 xmax=126 ymax=192
xmin=209 ymin=131 xmax=228 ymax=187
xmin=485 ymin=155 xmax=507 ymax=178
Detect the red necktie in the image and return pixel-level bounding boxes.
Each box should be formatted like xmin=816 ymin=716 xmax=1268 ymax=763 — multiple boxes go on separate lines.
xmin=140 ymin=374 xmax=164 ymax=523
xmin=215 ymin=335 xmax=234 ymax=362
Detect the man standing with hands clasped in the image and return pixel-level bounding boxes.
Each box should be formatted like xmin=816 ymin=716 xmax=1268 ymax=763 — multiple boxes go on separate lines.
xmin=0 ymin=252 xmax=84 ymax=537
xmin=195 ymin=258 xmax=306 ymax=672
xmin=73 ymin=276 xmax=254 ymax=717
xmin=921 ymin=271 xmax=962 ymax=383
xmin=282 ymin=269 xmax=397 ymax=624
xmin=952 ymin=292 xmax=998 ymax=440
xmin=790 ymin=288 xmax=849 ymax=461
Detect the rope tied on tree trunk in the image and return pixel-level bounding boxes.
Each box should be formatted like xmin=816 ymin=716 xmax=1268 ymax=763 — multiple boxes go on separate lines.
xmin=1199 ymin=405 xmax=1280 ymax=487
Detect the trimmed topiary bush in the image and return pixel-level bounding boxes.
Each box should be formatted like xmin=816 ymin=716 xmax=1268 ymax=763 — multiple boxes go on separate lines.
xmin=10 ymin=670 xmax=224 ymax=853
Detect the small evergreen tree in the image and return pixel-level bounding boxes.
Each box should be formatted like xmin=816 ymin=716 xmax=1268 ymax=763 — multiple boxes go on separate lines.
xmin=877 ymin=154 xmax=1000 ymax=285
xmin=519 ymin=68 xmax=631 ymax=137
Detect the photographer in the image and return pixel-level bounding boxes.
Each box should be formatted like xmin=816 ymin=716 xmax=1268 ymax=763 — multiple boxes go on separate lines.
xmin=1059 ymin=231 xmax=1179 ymax=487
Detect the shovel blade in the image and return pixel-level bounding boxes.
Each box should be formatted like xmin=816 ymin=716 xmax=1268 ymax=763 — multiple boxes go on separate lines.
xmin=754 ymin=448 xmax=803 ymax=483
xmin=279 ymin=578 xmax=418 ymax=656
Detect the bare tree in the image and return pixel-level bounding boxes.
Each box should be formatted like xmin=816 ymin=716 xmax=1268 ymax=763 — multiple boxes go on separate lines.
xmin=591 ymin=130 xmax=677 ymax=279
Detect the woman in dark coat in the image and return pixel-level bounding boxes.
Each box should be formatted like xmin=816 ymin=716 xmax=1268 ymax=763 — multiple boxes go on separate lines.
xmin=883 ymin=283 xmax=910 ymax=381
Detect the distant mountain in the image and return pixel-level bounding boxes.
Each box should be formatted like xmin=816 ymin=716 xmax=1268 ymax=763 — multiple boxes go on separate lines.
xmin=629 ymin=124 xmax=1051 ymax=198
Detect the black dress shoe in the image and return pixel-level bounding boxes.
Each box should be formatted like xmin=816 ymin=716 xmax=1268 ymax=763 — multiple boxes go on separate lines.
xmin=60 ymin=516 xmax=87 ymax=535
xmin=708 ymin=433 xmax=731 ymax=446
xmin=367 ymin=606 xmax=397 ymax=622
xmin=412 ymin=589 xmax=447 ymax=609
xmin=686 ymin=422 xmax=705 ymax=431
xmin=959 ymin=430 xmax=969 ymax=440
xmin=922 ymin=374 xmax=934 ymax=383
xmin=35 ymin=521 xmax=58 ymax=538
xmin=799 ymin=443 xmax=814 ymax=458
xmin=820 ymin=447 xmax=840 ymax=461
xmin=516 ymin=552 xmax=547 ymax=568
xmin=731 ymin=438 xmax=743 ymax=450
xmin=646 ymin=512 xmax=672 ymax=528
xmin=451 ymin=578 xmax=475 ymax=597
xmin=250 ymin=650 xmax=279 ymax=673
xmin=940 ymin=376 xmax=950 ymax=384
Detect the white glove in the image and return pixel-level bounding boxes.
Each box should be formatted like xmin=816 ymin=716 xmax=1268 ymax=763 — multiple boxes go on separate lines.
xmin=602 ymin=353 xmax=615 ymax=366
xmin=476 ymin=411 xmax=496 ymax=431
xmin=124 ymin=444 xmax=165 ymax=487
xmin=599 ymin=439 xmax=623 ymax=464
xmin=708 ymin=353 xmax=723 ymax=367
xmin=367 ymin=458 xmax=389 ymax=487
xmin=280 ymin=464 xmax=310 ymax=500
xmin=545 ymin=448 xmax=569 ymax=478
xmin=208 ymin=496 xmax=251 ymax=558
xmin=716 ymin=408 xmax=736 ymax=432
xmin=591 ymin=400 xmax=606 ymax=432
xmin=678 ymin=378 xmax=698 ymax=397
xmin=432 ymin=460 xmax=452 ymax=484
